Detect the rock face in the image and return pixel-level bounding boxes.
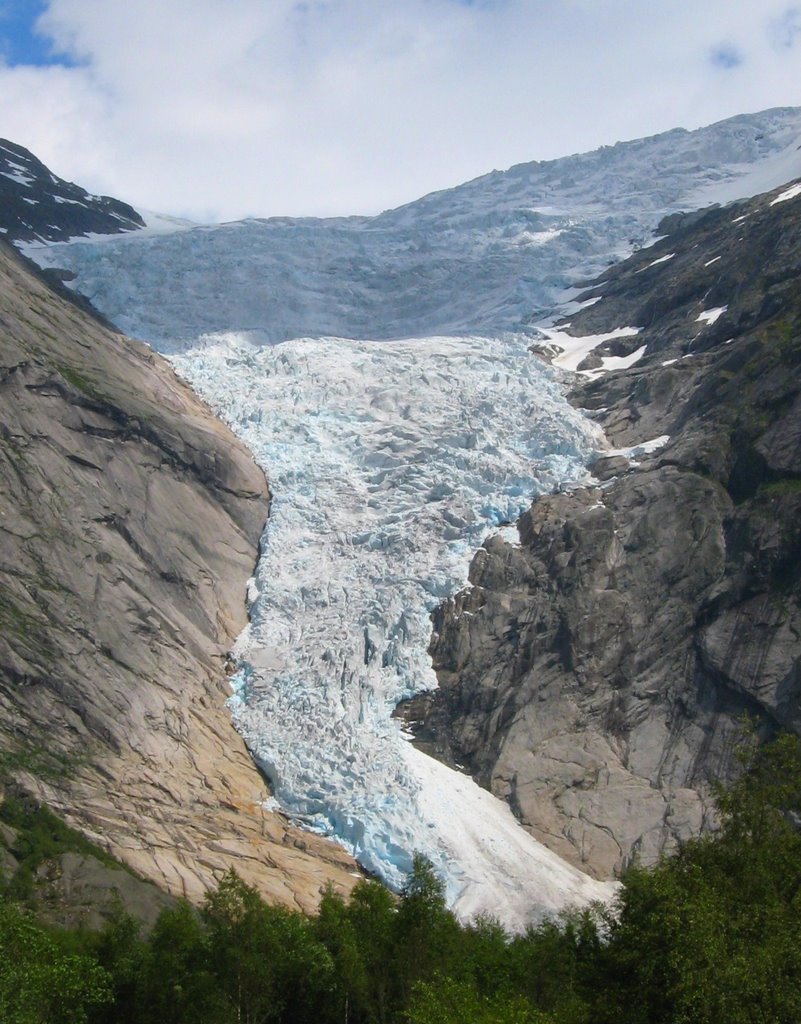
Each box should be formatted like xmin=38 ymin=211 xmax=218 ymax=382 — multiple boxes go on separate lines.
xmin=0 ymin=239 xmax=358 ymax=910
xmin=416 ymin=179 xmax=801 ymax=878
xmin=0 ymin=139 xmax=144 ymax=244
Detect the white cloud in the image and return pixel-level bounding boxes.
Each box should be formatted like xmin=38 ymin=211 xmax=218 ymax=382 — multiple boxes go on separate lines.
xmin=0 ymin=0 xmax=798 ymax=220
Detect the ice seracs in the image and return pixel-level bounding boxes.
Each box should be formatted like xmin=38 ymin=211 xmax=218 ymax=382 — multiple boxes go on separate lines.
xmin=169 ymin=330 xmax=613 ymax=927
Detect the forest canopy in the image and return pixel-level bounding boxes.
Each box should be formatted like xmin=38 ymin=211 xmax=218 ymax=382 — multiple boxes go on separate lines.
xmin=2 ymin=733 xmax=801 ymax=1024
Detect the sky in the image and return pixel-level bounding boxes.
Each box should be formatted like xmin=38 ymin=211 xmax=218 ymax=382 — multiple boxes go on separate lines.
xmin=0 ymin=1 xmax=799 ymax=221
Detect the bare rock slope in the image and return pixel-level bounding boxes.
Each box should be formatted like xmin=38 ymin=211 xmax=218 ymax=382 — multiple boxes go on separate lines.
xmin=0 ymin=239 xmax=358 ymax=909
xmin=416 ymin=179 xmax=801 ymax=878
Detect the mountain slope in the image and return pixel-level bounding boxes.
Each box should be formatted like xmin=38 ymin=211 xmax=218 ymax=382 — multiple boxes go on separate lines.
xmin=25 ymin=108 xmax=801 ymax=345
xmin=417 ymin=177 xmax=801 ymax=876
xmin=0 ymin=139 xmax=144 ymax=244
xmin=0 ymin=238 xmax=358 ymax=908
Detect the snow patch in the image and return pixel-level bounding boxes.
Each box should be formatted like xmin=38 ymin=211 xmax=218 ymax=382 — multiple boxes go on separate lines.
xmin=637 ymin=252 xmax=675 ymax=272
xmin=493 ymin=524 xmax=521 ymax=546
xmin=537 ymin=326 xmax=641 ymax=373
xmin=696 ymin=306 xmax=727 ymax=325
xmin=605 ymin=434 xmax=670 ymax=461
xmin=583 ymin=344 xmax=647 ymax=378
xmin=0 ymin=169 xmax=33 ymax=186
xmin=771 ymin=181 xmax=801 ymax=205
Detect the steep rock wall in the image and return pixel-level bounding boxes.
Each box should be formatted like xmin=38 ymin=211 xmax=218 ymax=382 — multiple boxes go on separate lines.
xmin=0 ymin=239 xmax=358 ymax=909
xmin=417 ymin=179 xmax=801 ymax=878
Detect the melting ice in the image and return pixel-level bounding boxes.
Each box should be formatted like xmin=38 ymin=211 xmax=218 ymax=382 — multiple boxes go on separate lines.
xmin=169 ymin=331 xmax=614 ymax=925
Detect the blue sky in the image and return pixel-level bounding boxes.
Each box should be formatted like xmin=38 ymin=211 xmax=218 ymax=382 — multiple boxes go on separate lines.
xmin=0 ymin=1 xmax=798 ymax=220
xmin=0 ymin=0 xmax=64 ymax=66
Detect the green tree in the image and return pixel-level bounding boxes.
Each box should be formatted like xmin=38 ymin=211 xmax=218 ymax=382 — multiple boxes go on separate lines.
xmin=203 ymin=870 xmax=333 ymax=1024
xmin=139 ymin=900 xmax=229 ymax=1024
xmin=87 ymin=903 xmax=146 ymax=1024
xmin=0 ymin=899 xmax=111 ymax=1024
xmin=508 ymin=909 xmax=599 ymax=1023
xmin=393 ymin=855 xmax=462 ymax=1008
xmin=405 ymin=974 xmax=549 ymax=1024
xmin=344 ymin=879 xmax=397 ymax=1024
xmin=315 ymin=885 xmax=371 ymax=1024
xmin=592 ymin=733 xmax=801 ymax=1024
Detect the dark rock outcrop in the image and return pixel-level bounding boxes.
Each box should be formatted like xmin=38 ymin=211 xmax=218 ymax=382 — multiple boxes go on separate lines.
xmin=414 ymin=178 xmax=801 ymax=878
xmin=0 ymin=237 xmax=359 ymax=908
xmin=0 ymin=138 xmax=144 ymax=244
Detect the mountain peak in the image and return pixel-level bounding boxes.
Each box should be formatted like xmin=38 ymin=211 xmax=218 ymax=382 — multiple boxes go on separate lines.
xmin=0 ymin=138 xmax=144 ymax=244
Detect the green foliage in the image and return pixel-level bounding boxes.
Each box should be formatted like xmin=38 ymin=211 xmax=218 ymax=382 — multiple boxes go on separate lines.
xmin=139 ymin=901 xmax=229 ymax=1024
xmin=0 ymin=794 xmax=122 ymax=903
xmin=0 ymin=899 xmax=111 ymax=1024
xmin=87 ymin=904 xmax=147 ymax=1024
xmin=405 ymin=974 xmax=549 ymax=1024
xmin=54 ymin=362 xmax=106 ymax=402
xmin=314 ymin=885 xmax=372 ymax=1024
xmin=592 ymin=732 xmax=801 ymax=1024
xmin=203 ymin=869 xmax=334 ymax=1024
xmin=3 ymin=734 xmax=801 ymax=1023
xmin=0 ymin=742 xmax=78 ymax=781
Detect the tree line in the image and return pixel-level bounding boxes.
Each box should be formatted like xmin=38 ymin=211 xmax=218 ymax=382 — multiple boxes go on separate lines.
xmin=2 ymin=733 xmax=801 ymax=1023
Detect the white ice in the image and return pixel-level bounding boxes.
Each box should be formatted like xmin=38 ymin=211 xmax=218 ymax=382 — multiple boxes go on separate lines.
xmin=170 ymin=330 xmax=613 ymax=925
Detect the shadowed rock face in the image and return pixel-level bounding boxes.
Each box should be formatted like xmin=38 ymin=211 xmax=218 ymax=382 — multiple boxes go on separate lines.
xmin=0 ymin=239 xmax=358 ymax=909
xmin=415 ymin=179 xmax=801 ymax=878
xmin=0 ymin=138 xmax=144 ymax=244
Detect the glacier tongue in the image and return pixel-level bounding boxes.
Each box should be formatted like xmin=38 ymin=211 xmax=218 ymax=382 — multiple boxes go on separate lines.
xmin=23 ymin=107 xmax=801 ymax=926
xmin=170 ymin=331 xmax=614 ymax=924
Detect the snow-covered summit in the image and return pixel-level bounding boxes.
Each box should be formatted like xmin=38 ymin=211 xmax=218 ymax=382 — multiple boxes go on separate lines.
xmin=26 ymin=107 xmax=801 ymax=345
xmin=0 ymin=138 xmax=144 ymax=245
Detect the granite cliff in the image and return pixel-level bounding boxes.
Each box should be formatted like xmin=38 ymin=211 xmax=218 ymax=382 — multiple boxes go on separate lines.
xmin=414 ymin=178 xmax=801 ymax=878
xmin=0 ymin=237 xmax=358 ymax=911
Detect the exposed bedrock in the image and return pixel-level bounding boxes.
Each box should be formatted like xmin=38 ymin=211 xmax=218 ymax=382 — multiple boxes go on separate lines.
xmin=415 ymin=178 xmax=801 ymax=878
xmin=0 ymin=239 xmax=358 ymax=909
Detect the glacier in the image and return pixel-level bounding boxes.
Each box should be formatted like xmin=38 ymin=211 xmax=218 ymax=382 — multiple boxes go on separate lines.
xmin=23 ymin=106 xmax=801 ymax=927
xmin=168 ymin=331 xmax=611 ymax=924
